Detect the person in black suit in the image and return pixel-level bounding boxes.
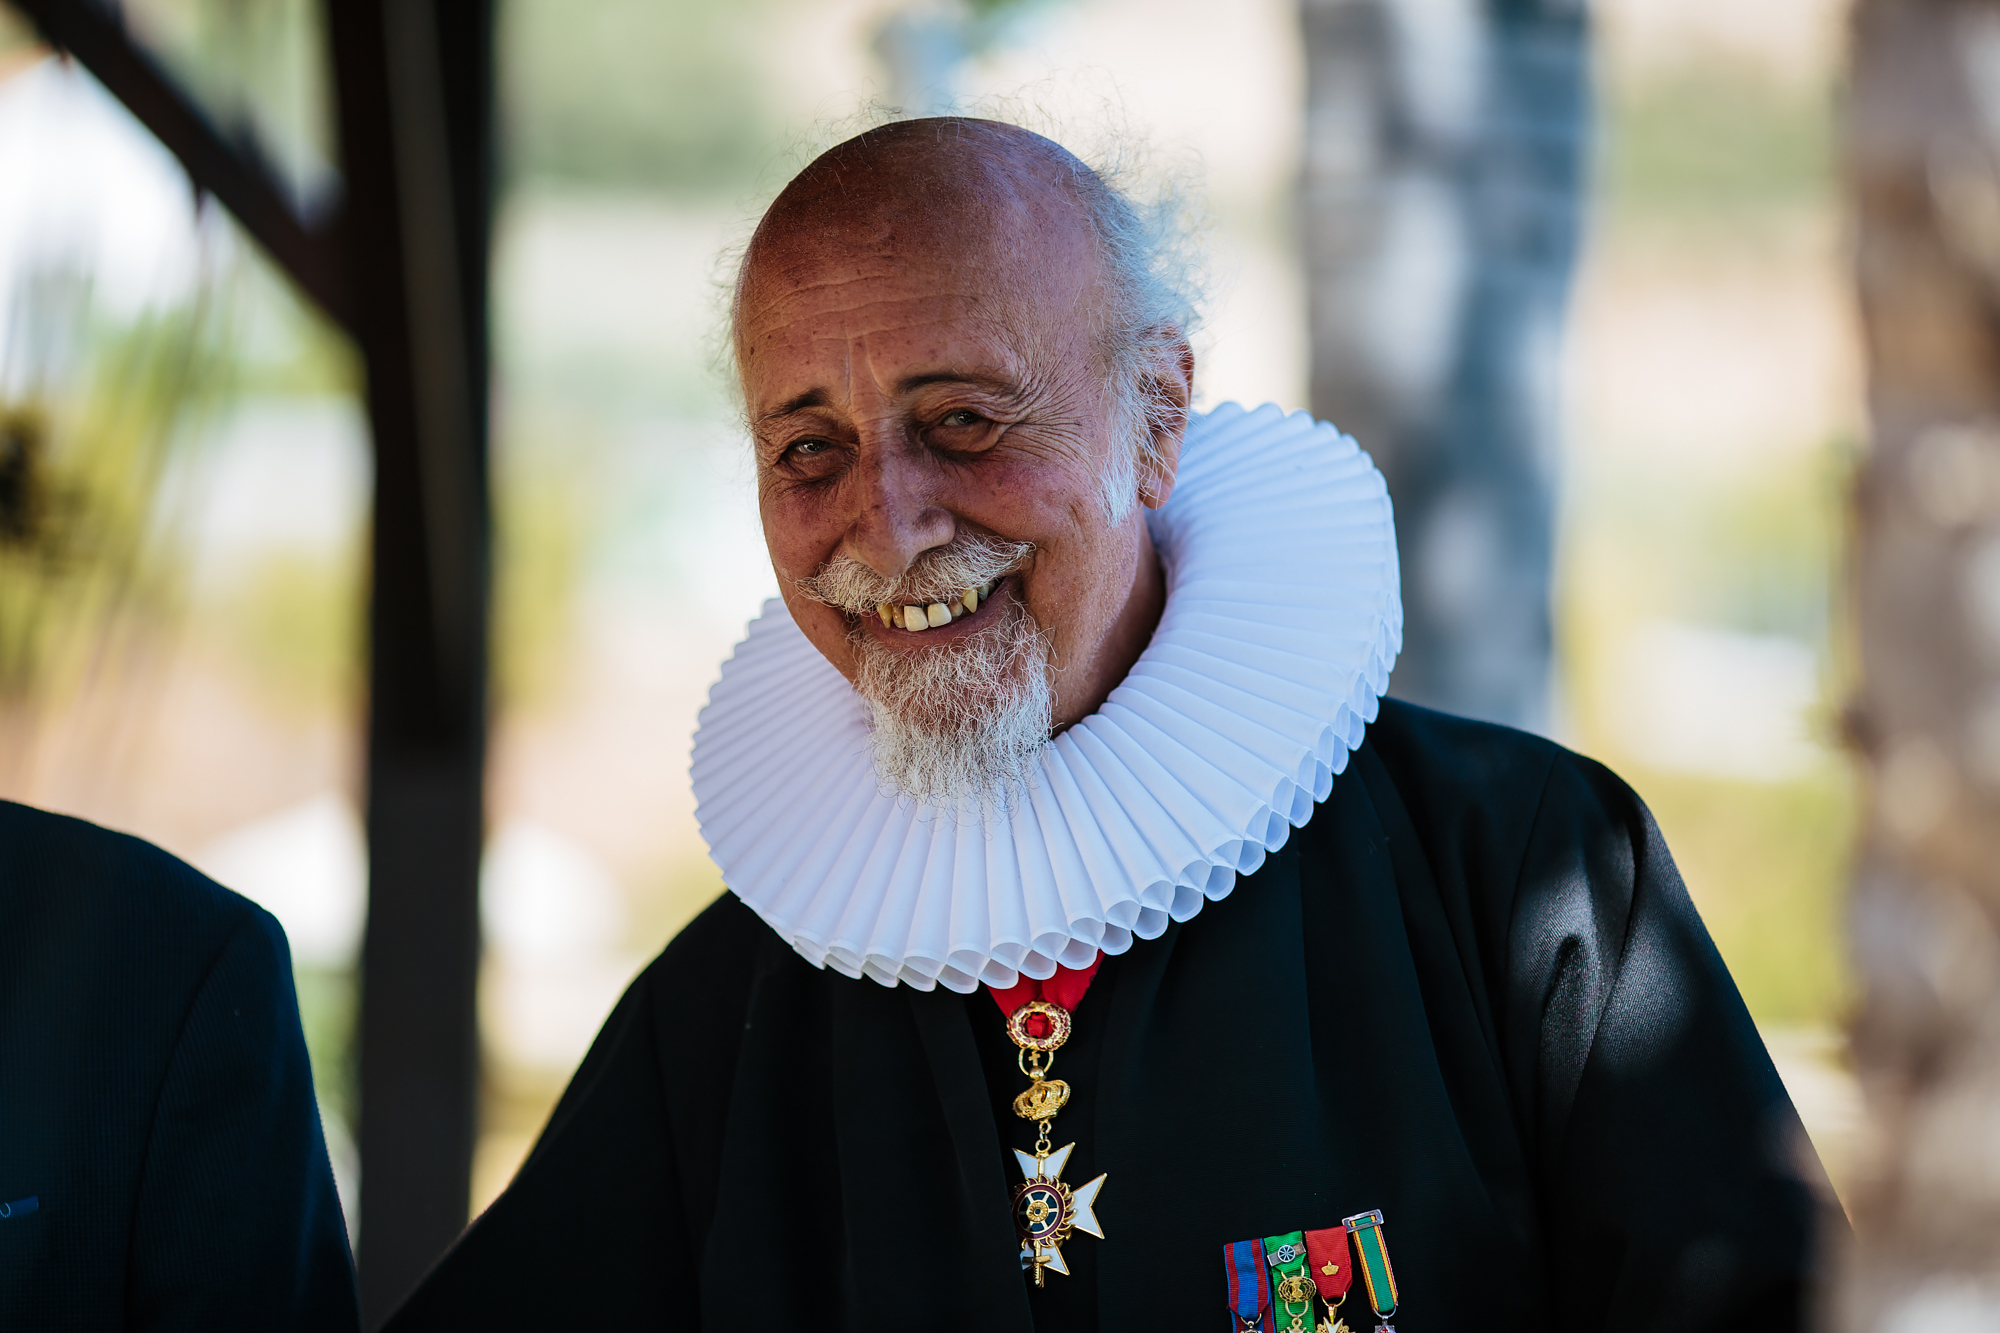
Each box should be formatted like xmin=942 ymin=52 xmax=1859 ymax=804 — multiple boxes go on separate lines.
xmin=0 ymin=799 xmax=359 ymax=1330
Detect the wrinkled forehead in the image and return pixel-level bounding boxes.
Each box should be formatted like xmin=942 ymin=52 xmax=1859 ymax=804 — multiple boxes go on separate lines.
xmin=734 ymin=129 xmax=1106 ymax=348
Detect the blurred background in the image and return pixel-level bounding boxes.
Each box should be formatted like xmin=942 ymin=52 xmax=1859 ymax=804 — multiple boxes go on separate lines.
xmin=0 ymin=0 xmax=1861 ymax=1246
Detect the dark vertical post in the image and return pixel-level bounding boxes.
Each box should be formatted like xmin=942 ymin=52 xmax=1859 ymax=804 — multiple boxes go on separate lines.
xmin=326 ymin=0 xmax=493 ymax=1322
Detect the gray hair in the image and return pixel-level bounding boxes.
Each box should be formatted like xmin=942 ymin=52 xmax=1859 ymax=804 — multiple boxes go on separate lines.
xmin=1053 ymin=132 xmax=1207 ymax=517
xmin=726 ymin=112 xmax=1208 ymax=520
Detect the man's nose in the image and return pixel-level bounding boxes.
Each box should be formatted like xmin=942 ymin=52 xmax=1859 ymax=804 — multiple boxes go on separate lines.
xmin=845 ymin=440 xmax=954 ymax=579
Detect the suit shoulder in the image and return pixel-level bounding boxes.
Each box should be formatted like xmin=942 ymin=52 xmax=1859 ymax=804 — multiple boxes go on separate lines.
xmin=1349 ymin=700 xmax=1645 ymax=898
xmin=1358 ymin=699 xmax=1565 ymax=842
xmin=660 ymin=891 xmax=774 ymax=960
xmin=644 ymin=891 xmax=788 ymax=1005
xmin=1363 ymin=698 xmax=1566 ymax=792
xmin=1362 ymin=697 xmax=1646 ymax=814
xmin=0 ymin=799 xmax=278 ymax=975
xmin=1371 ymin=699 xmax=1647 ymax=825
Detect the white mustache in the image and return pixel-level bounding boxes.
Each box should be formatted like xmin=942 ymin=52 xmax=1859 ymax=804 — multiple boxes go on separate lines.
xmin=796 ymin=534 xmax=1034 ymax=616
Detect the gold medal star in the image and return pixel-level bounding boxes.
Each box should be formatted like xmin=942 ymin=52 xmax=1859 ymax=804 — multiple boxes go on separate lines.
xmin=1011 ymin=1142 xmax=1107 ymax=1281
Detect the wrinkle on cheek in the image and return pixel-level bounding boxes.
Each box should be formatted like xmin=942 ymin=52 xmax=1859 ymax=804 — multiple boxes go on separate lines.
xmin=774 ymin=473 xmax=855 ymax=538
xmin=758 ymin=464 xmax=834 ymax=547
xmin=778 ymin=588 xmax=861 ymax=680
xmin=990 ymin=441 xmax=1103 ymax=512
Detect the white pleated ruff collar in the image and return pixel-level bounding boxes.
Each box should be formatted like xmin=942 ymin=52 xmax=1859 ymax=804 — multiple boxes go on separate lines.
xmin=689 ymin=403 xmax=1402 ymax=993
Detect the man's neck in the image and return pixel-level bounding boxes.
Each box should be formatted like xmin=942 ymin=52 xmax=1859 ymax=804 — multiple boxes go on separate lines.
xmin=1050 ymin=520 xmax=1164 ymax=734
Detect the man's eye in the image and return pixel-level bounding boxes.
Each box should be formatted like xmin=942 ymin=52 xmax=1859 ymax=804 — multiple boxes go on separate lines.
xmin=789 ymin=438 xmax=832 ymax=458
xmin=940 ymin=410 xmax=984 ymax=428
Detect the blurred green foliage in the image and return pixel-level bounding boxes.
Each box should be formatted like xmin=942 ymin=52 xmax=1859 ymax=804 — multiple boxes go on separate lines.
xmin=1568 ymin=50 xmax=1858 ymax=1031
xmin=1685 ymin=457 xmax=1846 ymax=643
xmin=181 ymin=254 xmax=365 ymax=718
xmin=1640 ymin=767 xmax=1853 ymax=1025
xmin=214 ymin=550 xmax=360 ymax=709
xmin=1601 ymin=59 xmax=1834 ymax=224
xmin=492 ymin=420 xmax=587 ymax=710
xmin=0 ymin=288 xmax=232 ymax=711
xmin=121 ymin=0 xmax=336 ymax=207
xmin=293 ymin=965 xmax=356 ymax=1124
xmin=0 ymin=8 xmax=33 ymax=57
xmin=1562 ymin=442 xmax=1858 ymax=1029
xmin=1591 ymin=442 xmax=1850 ymax=644
xmin=226 ymin=269 xmax=359 ymax=398
xmin=502 ymin=0 xmax=781 ymax=193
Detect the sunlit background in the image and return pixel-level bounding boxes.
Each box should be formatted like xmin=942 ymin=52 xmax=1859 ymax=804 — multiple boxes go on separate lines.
xmin=0 ymin=0 xmax=1861 ymax=1231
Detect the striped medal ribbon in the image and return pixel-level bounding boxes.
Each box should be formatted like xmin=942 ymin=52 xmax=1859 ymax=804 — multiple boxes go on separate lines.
xmin=1224 ymin=1237 xmax=1274 ymax=1332
xmin=1341 ymin=1210 xmax=1399 ymax=1332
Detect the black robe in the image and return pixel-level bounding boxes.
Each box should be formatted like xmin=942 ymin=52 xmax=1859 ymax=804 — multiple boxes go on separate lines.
xmin=387 ymin=700 xmax=1828 ymax=1332
xmin=0 ymin=800 xmax=359 ymax=1331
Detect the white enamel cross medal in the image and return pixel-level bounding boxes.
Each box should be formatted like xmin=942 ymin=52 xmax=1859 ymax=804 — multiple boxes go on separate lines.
xmin=1005 ymin=999 xmax=1108 ymax=1286
xmin=1013 ymin=1142 xmax=1107 ymax=1284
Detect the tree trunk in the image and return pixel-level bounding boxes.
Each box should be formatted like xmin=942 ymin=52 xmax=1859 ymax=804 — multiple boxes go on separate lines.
xmin=1299 ymin=0 xmax=1589 ymax=732
xmin=1842 ymin=0 xmax=2000 ymax=1322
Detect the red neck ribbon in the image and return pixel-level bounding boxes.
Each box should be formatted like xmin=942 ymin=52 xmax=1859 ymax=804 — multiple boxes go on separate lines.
xmin=987 ymin=954 xmax=1103 ymax=1018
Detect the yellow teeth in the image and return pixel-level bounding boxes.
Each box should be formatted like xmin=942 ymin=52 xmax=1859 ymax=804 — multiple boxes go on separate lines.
xmin=880 ymin=580 xmax=999 ymax=632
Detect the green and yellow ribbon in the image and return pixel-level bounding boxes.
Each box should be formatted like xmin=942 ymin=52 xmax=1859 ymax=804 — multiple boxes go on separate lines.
xmin=1341 ymin=1210 xmax=1398 ymax=1320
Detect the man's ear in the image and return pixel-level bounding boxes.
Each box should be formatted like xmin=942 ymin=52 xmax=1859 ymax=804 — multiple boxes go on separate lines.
xmin=1137 ymin=333 xmax=1194 ymax=511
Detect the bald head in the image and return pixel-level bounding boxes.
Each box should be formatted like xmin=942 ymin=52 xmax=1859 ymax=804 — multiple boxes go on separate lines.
xmin=735 ymin=120 xmax=1113 ymax=371
xmin=754 ymin=118 xmax=1099 ymax=244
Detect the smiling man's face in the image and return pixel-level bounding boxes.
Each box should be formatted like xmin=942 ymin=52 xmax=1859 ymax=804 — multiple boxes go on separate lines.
xmin=734 ymin=121 xmax=1189 ymax=800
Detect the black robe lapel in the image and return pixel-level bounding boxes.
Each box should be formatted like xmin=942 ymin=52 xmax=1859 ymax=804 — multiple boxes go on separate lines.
xmin=904 ymin=985 xmax=1035 ymax=1332
xmin=1293 ymin=758 xmax=1547 ymax=1331
xmin=1093 ymin=837 xmax=1344 ymax=1333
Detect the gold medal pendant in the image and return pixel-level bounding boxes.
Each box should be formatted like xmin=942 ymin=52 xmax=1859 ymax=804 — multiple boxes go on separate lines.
xmin=1274 ymin=1271 xmax=1317 ymax=1333
xmin=1006 ymin=999 xmax=1107 ymax=1286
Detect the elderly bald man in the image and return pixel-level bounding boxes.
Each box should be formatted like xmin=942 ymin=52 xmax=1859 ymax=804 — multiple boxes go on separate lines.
xmin=386 ymin=120 xmax=1825 ymax=1333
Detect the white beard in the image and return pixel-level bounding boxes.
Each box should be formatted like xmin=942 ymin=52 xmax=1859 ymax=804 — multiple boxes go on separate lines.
xmin=850 ymin=606 xmax=1054 ymax=806
xmin=797 ymin=535 xmax=1053 ymax=805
